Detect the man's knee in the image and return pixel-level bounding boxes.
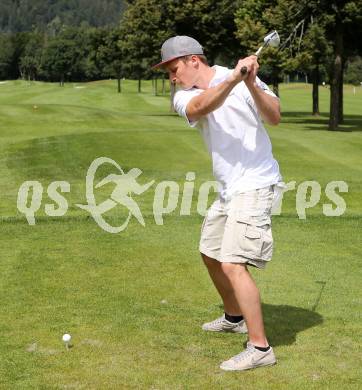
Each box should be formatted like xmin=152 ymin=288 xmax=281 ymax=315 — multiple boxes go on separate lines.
xmin=220 ymin=262 xmax=248 ymax=281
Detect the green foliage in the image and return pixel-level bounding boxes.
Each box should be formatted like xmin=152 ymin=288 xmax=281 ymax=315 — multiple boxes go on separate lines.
xmin=284 ymin=18 xmax=332 ymax=86
xmin=0 ymin=0 xmax=126 ymax=32
xmin=19 ymin=32 xmax=44 ymax=80
xmin=40 ymin=29 xmax=82 ymax=83
xmin=95 ymin=28 xmax=124 ymax=79
xmin=0 ymin=0 xmax=360 ymax=91
xmin=120 ymin=0 xmax=172 ymax=79
xmin=0 ymin=33 xmax=14 ymax=79
xmin=170 ymin=0 xmax=241 ymax=65
xmin=344 ymin=56 xmax=362 ymax=85
xmin=234 ymin=14 xmax=267 ymax=55
xmin=234 ymin=0 xmax=287 ymax=92
xmin=8 ymin=26 xmax=126 ymax=83
xmin=238 ymin=0 xmax=361 ymax=121
xmin=120 ymin=0 xmax=242 ymax=79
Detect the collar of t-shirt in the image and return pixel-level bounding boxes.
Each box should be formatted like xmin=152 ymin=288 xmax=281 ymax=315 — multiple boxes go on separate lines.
xmin=208 ymin=65 xmax=232 ymax=88
xmin=183 ymin=65 xmax=231 ymax=91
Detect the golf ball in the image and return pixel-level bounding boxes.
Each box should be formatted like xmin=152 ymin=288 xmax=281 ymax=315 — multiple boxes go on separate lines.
xmin=62 ymin=333 xmax=71 ymax=343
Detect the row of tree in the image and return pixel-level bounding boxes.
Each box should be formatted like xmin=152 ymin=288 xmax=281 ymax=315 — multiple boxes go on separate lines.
xmin=0 ymin=0 xmax=361 ymax=130
xmin=0 ymin=27 xmax=125 ymax=89
xmin=119 ymin=0 xmax=362 ymax=130
xmin=0 ymin=0 xmax=125 ymax=32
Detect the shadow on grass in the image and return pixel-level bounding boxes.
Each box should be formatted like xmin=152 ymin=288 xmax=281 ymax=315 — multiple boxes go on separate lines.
xmin=216 ymin=302 xmax=323 ymax=347
xmin=263 ymin=303 xmax=323 ymax=347
xmin=281 ymin=111 xmax=362 ymax=132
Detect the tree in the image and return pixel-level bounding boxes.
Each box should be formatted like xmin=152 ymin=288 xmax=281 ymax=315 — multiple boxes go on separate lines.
xmin=234 ymin=0 xmax=286 ymax=96
xmin=170 ymin=0 xmax=241 ymax=66
xmin=267 ymin=0 xmax=362 ymax=129
xmin=291 ymin=21 xmax=332 ymax=115
xmin=19 ymin=32 xmax=44 ymax=81
xmin=0 ymin=0 xmax=126 ymax=33
xmin=120 ymin=0 xmax=173 ymax=90
xmin=325 ymin=0 xmax=362 ymax=129
xmin=344 ymin=56 xmax=362 ymax=85
xmin=41 ymin=33 xmax=80 ymax=85
xmin=0 ymin=33 xmax=14 ymax=79
xmin=303 ymin=23 xmax=331 ymax=115
xmin=120 ymin=0 xmax=242 ymax=86
xmin=95 ymin=28 xmax=124 ymax=92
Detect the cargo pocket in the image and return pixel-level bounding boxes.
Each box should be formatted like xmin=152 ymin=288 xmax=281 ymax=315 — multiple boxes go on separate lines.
xmin=234 ymin=215 xmax=273 ymax=261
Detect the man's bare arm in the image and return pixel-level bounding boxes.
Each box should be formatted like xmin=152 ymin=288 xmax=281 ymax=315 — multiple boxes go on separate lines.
xmin=247 ymin=84 xmax=280 ymax=125
xmin=244 ymin=57 xmax=280 ymax=125
xmin=186 ymin=55 xmax=280 ymax=125
xmin=186 ymin=78 xmax=238 ymax=122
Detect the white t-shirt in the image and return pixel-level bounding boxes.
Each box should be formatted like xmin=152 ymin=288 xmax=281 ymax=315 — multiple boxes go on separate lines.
xmin=173 ymin=65 xmax=282 ymax=201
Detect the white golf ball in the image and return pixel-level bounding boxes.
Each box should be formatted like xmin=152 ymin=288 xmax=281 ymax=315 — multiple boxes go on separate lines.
xmin=62 ymin=333 xmax=71 ymax=343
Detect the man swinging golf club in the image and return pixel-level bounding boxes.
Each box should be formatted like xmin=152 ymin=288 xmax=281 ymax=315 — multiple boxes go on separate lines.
xmin=153 ymin=35 xmax=283 ymax=371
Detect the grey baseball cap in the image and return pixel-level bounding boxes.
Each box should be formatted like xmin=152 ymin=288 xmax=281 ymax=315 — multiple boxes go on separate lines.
xmin=152 ymin=36 xmax=204 ymax=69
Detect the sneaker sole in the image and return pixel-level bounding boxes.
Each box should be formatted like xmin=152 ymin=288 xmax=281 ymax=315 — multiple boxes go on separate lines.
xmin=202 ymin=327 xmax=247 ymax=334
xmin=220 ymin=361 xmax=277 ymax=371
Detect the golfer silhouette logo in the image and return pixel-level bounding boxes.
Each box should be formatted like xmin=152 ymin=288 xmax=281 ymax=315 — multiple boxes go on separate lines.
xmin=76 ymin=157 xmax=154 ymax=233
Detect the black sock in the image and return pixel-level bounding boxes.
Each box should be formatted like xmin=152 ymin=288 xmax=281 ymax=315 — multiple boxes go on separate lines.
xmin=254 ymin=345 xmax=271 ymax=352
xmin=224 ymin=313 xmax=244 ymax=323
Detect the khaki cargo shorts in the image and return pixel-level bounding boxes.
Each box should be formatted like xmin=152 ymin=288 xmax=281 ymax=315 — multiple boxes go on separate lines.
xmin=199 ymin=185 xmax=278 ymax=269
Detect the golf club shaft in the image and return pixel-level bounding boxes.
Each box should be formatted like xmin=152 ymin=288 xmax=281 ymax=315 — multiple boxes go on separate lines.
xmin=239 ymin=36 xmax=273 ymax=76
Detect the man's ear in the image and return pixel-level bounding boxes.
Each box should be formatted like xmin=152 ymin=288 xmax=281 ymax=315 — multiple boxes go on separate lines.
xmin=191 ymin=55 xmax=199 ymax=68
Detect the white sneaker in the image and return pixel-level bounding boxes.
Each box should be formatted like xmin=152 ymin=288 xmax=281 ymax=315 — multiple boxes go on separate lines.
xmin=202 ymin=314 xmax=248 ymax=334
xmin=220 ymin=342 xmax=276 ymax=371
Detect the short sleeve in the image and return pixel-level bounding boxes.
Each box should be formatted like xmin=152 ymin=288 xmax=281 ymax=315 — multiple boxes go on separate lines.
xmin=173 ymin=88 xmax=203 ymax=128
xmin=255 ymin=77 xmax=278 ymax=98
xmin=241 ymin=76 xmax=279 ymax=115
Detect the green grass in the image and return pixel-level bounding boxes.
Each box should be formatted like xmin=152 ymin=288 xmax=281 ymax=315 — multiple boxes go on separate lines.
xmin=0 ymin=79 xmax=361 ymax=389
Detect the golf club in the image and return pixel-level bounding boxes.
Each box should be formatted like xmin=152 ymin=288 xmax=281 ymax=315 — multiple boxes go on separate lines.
xmin=312 ymin=281 xmax=327 ymax=312
xmin=240 ymin=30 xmax=280 ymax=75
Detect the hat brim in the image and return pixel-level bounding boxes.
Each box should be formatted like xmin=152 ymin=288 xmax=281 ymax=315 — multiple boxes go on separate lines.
xmin=151 ymin=56 xmax=184 ymax=69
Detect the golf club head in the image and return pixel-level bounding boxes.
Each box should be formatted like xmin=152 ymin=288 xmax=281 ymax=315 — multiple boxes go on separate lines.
xmin=255 ymin=30 xmax=280 ymax=56
xmin=264 ymin=30 xmax=280 ymax=48
xmin=240 ymin=30 xmax=280 ymax=75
